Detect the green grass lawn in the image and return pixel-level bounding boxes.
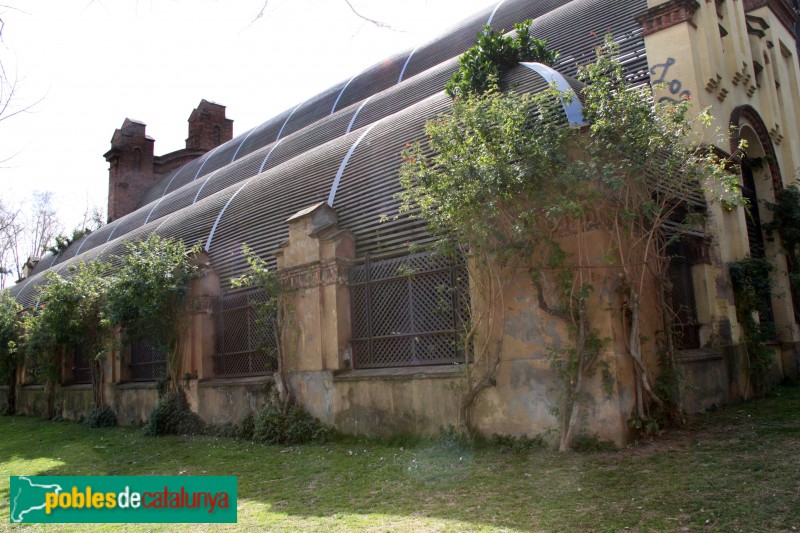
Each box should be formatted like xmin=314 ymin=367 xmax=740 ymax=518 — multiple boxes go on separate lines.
xmin=1 ymin=383 xmax=799 ymax=532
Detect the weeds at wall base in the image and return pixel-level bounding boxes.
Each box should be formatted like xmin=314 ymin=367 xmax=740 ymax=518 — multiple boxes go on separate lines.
xmin=83 ymin=405 xmax=118 ymax=428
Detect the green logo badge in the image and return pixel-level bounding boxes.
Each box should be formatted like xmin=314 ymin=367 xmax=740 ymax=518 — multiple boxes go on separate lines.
xmin=9 ymin=476 xmax=237 ymax=523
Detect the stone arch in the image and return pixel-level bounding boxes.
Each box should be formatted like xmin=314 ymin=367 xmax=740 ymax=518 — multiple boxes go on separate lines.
xmin=729 ymin=105 xmax=783 ymax=194
xmin=729 ymin=105 xmax=799 ymax=328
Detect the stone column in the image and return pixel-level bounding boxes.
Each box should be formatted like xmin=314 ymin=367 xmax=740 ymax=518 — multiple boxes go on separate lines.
xmin=183 ymin=256 xmax=220 ymax=412
xmin=275 ymin=202 xmax=354 ymax=424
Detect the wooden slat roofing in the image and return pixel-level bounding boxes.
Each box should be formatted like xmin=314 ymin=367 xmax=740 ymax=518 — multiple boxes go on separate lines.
xmin=10 ymin=0 xmax=649 ymax=307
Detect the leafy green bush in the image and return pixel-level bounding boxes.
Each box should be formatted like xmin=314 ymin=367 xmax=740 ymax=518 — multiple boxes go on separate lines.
xmin=83 ymin=406 xmax=118 ymax=428
xmin=253 ymin=404 xmax=332 ymax=445
xmin=237 ymin=411 xmax=255 ymax=440
xmin=142 ymin=392 xmax=205 ymax=436
xmin=445 ymin=20 xmax=558 ymax=98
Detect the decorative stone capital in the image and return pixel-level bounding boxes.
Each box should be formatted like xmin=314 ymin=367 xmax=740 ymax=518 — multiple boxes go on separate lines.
xmin=637 ymin=0 xmax=701 ymax=36
xmin=186 ymin=295 xmax=215 ymax=315
xmin=279 ymin=258 xmax=353 ymax=290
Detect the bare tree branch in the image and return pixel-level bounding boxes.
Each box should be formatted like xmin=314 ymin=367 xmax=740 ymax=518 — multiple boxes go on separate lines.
xmin=341 ymin=0 xmax=404 ymax=32
xmin=253 ymin=0 xmax=268 ymax=22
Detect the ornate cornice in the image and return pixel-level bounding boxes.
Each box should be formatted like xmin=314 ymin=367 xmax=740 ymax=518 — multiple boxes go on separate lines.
xmin=279 ymin=258 xmax=353 ymax=290
xmin=743 ymin=0 xmax=798 ymax=36
xmin=637 ymin=0 xmax=702 ymax=37
xmin=187 ymin=295 xmax=215 ymax=315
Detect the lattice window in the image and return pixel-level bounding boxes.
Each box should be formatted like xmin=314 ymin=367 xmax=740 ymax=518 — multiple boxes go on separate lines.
xmin=213 ymin=289 xmax=277 ymax=377
xmin=71 ymin=344 xmax=92 ymax=384
xmin=129 ymin=340 xmax=167 ymax=381
xmin=667 ymin=241 xmax=701 ymax=350
xmin=350 ymin=251 xmax=469 ymax=369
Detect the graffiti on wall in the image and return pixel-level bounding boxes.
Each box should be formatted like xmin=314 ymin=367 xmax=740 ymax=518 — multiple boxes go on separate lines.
xmin=650 ymin=57 xmax=692 ymax=103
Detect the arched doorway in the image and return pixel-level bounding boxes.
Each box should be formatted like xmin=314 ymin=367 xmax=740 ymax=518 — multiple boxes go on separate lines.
xmin=729 ymin=105 xmax=797 ymax=329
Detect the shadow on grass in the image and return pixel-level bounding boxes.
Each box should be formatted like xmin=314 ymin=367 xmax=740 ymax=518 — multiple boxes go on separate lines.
xmin=1 ymin=381 xmax=798 ymax=531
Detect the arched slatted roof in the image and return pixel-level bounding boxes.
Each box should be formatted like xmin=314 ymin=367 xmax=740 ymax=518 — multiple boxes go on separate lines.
xmin=11 ymin=0 xmax=650 ymax=307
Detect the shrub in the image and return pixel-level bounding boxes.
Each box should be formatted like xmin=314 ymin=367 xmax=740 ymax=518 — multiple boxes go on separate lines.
xmin=83 ymin=406 xmax=118 ymax=428
xmin=142 ymin=392 xmax=205 ymax=436
xmin=237 ymin=411 xmax=255 ymax=440
xmin=490 ymin=433 xmax=545 ymax=452
xmin=253 ymin=404 xmax=332 ymax=445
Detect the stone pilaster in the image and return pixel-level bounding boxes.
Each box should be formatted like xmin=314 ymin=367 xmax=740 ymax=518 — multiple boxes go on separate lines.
xmin=275 ymin=202 xmax=354 ymax=423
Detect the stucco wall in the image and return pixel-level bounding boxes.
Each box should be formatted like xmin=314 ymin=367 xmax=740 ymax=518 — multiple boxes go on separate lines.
xmin=195 ymin=376 xmax=273 ymax=425
xmin=333 ymin=369 xmax=462 ymax=437
xmin=17 ymin=386 xmax=47 ymax=418
xmin=59 ymin=385 xmax=94 ymax=420
xmin=114 ymin=383 xmax=159 ymax=425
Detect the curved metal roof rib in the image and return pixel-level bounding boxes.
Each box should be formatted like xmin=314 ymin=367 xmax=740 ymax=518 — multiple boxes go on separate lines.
xmin=8 ymin=0 xmax=650 ymax=305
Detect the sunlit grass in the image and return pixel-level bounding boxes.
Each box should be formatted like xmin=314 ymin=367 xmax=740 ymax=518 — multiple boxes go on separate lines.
xmin=1 ymin=382 xmax=798 ymax=532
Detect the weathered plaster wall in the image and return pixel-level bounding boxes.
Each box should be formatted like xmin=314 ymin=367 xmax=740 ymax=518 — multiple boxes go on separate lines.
xmin=195 ymin=376 xmax=273 ymax=425
xmin=114 ymin=383 xmax=159 ymax=425
xmin=59 ymin=385 xmax=94 ymax=420
xmin=17 ymin=386 xmax=48 ymax=418
xmin=333 ymin=370 xmax=462 ymax=437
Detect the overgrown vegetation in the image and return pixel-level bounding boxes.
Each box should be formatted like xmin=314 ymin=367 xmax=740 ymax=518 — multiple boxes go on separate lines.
xmin=0 ymin=291 xmax=21 ymax=414
xmin=400 ymin=36 xmax=742 ymax=448
xmin=142 ymin=391 xmax=205 ymax=436
xmin=0 ymin=234 xmax=200 ymax=430
xmin=46 ymin=227 xmax=93 ymax=255
xmin=83 ymin=405 xmax=118 ymax=428
xmin=232 ymin=244 xmax=296 ymax=413
xmin=729 ymin=255 xmax=775 ymax=396
xmin=445 ymin=19 xmax=558 ymax=98
xmin=22 ymin=261 xmax=113 ymax=417
xmin=253 ymin=403 xmax=333 ymax=445
xmin=764 ymin=183 xmax=800 ymax=322
xmin=106 ymin=234 xmax=202 ymax=395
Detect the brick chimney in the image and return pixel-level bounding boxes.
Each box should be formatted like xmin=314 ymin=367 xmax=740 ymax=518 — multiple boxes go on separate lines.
xmin=104 ymin=101 xmax=233 ymax=224
xmin=104 ymin=118 xmax=155 ymax=223
xmin=186 ymin=100 xmax=233 ymax=151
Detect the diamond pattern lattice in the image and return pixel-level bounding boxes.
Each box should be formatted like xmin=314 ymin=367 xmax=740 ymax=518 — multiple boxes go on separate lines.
xmin=349 ymin=251 xmax=469 ymax=369
xmin=129 ymin=340 xmax=167 ymax=381
xmin=213 ymin=289 xmax=277 ymax=377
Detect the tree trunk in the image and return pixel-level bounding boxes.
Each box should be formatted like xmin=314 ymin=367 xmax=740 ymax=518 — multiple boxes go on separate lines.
xmin=4 ymin=366 xmax=16 ymax=415
xmin=44 ymin=379 xmax=56 ymax=419
xmin=275 ymin=301 xmax=294 ymax=415
xmin=90 ymin=359 xmax=103 ymax=410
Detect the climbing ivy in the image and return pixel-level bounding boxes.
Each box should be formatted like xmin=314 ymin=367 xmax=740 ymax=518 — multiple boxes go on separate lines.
xmin=400 ymin=36 xmax=743 ymax=447
xmin=729 ymin=255 xmax=775 ymax=395
xmin=764 ymin=183 xmax=800 ymax=320
xmin=0 ymin=291 xmax=21 ymax=415
xmin=232 ymin=244 xmax=296 ymax=414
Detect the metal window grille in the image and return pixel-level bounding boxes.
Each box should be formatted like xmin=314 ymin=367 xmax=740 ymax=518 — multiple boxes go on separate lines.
xmin=71 ymin=345 xmax=92 ymax=384
xmin=129 ymin=340 xmax=167 ymax=381
xmin=213 ymin=289 xmax=277 ymax=377
xmin=349 ymin=251 xmax=469 ymax=369
xmin=667 ymin=242 xmax=701 ymax=350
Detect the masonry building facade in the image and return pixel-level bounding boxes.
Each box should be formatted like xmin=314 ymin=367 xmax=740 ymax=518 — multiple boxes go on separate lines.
xmin=4 ymin=0 xmax=800 ymax=445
